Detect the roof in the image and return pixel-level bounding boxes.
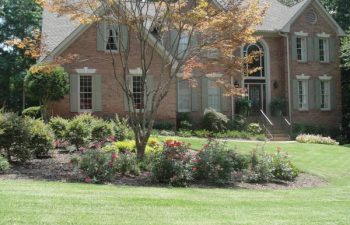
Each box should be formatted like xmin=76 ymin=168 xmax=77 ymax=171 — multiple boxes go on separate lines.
xmin=40 ymin=0 xmax=345 ymax=61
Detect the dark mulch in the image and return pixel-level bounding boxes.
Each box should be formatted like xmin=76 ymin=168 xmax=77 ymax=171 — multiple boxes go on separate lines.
xmin=0 ymin=150 xmax=326 ymax=189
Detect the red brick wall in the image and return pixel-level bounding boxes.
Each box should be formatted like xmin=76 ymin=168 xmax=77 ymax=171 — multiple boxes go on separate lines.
xmin=288 ymin=2 xmax=342 ymax=128
xmin=50 ymin=23 xmax=177 ymax=123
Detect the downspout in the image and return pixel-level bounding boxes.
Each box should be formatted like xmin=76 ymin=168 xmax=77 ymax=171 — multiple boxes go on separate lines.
xmin=231 ymin=76 xmax=234 ymax=120
xmin=279 ymin=32 xmax=292 ymax=122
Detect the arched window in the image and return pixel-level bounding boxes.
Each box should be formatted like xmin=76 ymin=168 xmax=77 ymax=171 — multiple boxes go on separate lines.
xmin=243 ymin=43 xmax=265 ymax=77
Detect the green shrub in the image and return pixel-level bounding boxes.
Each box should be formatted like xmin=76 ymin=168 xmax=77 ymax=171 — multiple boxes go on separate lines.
xmin=177 ymin=129 xmax=192 ymax=137
xmin=22 ymin=106 xmax=42 ymax=118
xmin=152 ymin=140 xmax=195 ymax=187
xmin=66 ymin=114 xmax=94 ymax=150
xmin=235 ymin=98 xmax=250 ymax=116
xmin=244 ymin=148 xmax=299 ymax=183
xmin=112 ymin=115 xmax=134 ymax=141
xmin=246 ymin=123 xmax=263 ymax=135
xmin=103 ymin=138 xmax=161 ymax=156
xmin=177 ymin=112 xmax=192 ymax=130
xmin=201 ymin=108 xmax=229 ymax=132
xmin=0 ymin=112 xmax=32 ymax=162
xmin=91 ymin=119 xmax=114 ymax=142
xmin=25 ymin=117 xmax=54 ymax=158
xmin=296 ymin=134 xmax=338 ymax=145
xmin=194 ymin=141 xmax=236 ymax=185
xmin=227 ymin=115 xmax=247 ymax=130
xmin=79 ymin=150 xmax=115 ymax=183
xmin=291 ymin=123 xmax=340 ymax=140
xmin=153 ymin=121 xmax=175 ymax=130
xmin=193 ymin=129 xmax=212 ymax=138
xmin=49 ymin=117 xmax=69 ymax=140
xmin=113 ymin=152 xmax=140 ymax=176
xmin=270 ymin=97 xmax=287 ymax=116
xmin=0 ymin=155 xmax=10 ymax=173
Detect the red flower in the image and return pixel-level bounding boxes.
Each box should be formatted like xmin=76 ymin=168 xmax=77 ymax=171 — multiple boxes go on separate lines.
xmin=108 ymin=160 xmax=113 ymax=168
xmin=85 ymin=177 xmax=92 ymax=183
xmin=111 ymin=152 xmax=118 ymax=160
xmin=192 ymin=167 xmax=197 ymax=172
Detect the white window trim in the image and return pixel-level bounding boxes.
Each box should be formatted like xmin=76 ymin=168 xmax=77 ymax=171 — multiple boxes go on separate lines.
xmin=294 ymin=31 xmax=309 ymax=36
xmin=320 ymin=80 xmax=331 ymax=111
xmin=130 ymin=74 xmax=145 ymax=112
xmin=296 ymin=74 xmax=310 ymax=80
xmin=207 ymin=79 xmax=221 ymax=112
xmin=177 ymin=79 xmax=191 ymax=113
xmin=105 ymin=25 xmax=119 ymax=53
xmin=296 ymin=74 xmax=310 ymax=111
xmin=319 ymin=38 xmax=330 ymax=63
xmin=78 ymin=75 xmax=93 ymax=113
xmin=317 ymin=32 xmax=331 ymax=38
xmin=319 ymin=74 xmax=332 ymax=81
xmin=296 ymin=36 xmax=307 ymax=62
xmin=75 ymin=67 xmax=96 ymax=74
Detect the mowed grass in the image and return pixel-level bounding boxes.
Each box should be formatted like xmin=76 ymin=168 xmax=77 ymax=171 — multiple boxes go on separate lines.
xmin=1 ymin=138 xmax=350 ymax=225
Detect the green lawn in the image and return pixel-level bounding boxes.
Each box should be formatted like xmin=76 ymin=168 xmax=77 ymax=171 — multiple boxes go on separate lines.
xmin=1 ymin=139 xmax=350 ymax=225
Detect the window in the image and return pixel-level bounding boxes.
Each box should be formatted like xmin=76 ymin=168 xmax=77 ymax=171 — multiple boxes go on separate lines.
xmin=243 ymin=43 xmax=264 ymax=77
xmin=131 ymin=75 xmax=144 ymax=110
xmin=106 ymin=26 xmax=118 ymax=51
xmin=178 ymin=35 xmax=189 ymax=58
xmin=297 ymin=80 xmax=308 ymax=110
xmin=79 ymin=75 xmax=93 ymax=111
xmin=208 ymin=80 xmax=220 ymax=111
xmin=319 ymin=38 xmax=329 ymax=63
xmin=296 ymin=37 xmax=307 ymax=62
xmin=178 ymin=80 xmax=191 ymax=112
xmin=320 ymin=80 xmax=330 ymax=110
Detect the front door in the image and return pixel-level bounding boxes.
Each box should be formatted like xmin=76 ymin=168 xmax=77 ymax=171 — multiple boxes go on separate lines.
xmin=245 ymin=82 xmax=266 ymax=115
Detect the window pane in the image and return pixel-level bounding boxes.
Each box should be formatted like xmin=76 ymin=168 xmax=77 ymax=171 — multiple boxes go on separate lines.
xmin=132 ymin=76 xmax=144 ymax=110
xmin=79 ymin=76 xmax=93 ymax=110
xmin=106 ymin=28 xmax=118 ymax=51
xmin=208 ymin=80 xmax=220 ymax=111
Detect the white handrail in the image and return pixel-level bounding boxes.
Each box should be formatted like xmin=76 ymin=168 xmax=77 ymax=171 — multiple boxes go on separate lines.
xmin=283 ymin=117 xmax=291 ymax=126
xmin=260 ymin=109 xmax=273 ymax=126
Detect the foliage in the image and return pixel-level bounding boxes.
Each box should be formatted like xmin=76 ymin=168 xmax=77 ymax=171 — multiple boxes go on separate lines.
xmin=152 ymin=140 xmax=195 ymax=187
xmin=153 ymin=121 xmax=175 ymax=130
xmin=22 ymin=106 xmax=42 ymax=118
xmin=177 ymin=112 xmax=193 ymax=130
xmin=112 ymin=115 xmax=133 ymax=141
xmin=244 ymin=148 xmax=299 ymax=183
xmin=296 ymin=134 xmax=338 ymax=145
xmin=91 ymin=119 xmax=114 ymax=143
xmin=103 ymin=138 xmax=161 ymax=156
xmin=0 ymin=0 xmax=42 ymax=111
xmin=227 ymin=115 xmax=247 ymax=130
xmin=235 ymin=98 xmax=250 ymax=116
xmin=113 ymin=152 xmax=140 ymax=176
xmin=194 ymin=141 xmax=236 ymax=185
xmin=24 ymin=64 xmax=69 ymax=118
xmin=49 ymin=117 xmax=69 ymax=140
xmin=0 ymin=155 xmax=10 ymax=173
xmin=24 ymin=117 xmax=54 ymax=158
xmin=66 ymin=114 xmax=94 ymax=150
xmin=246 ymin=123 xmax=263 ymax=135
xmin=79 ymin=150 xmax=115 ymax=184
xmin=291 ymin=123 xmax=340 ymax=140
xmin=177 ymin=129 xmax=193 ymax=137
xmin=201 ymin=108 xmax=229 ymax=132
xmin=270 ymin=98 xmax=287 ymax=116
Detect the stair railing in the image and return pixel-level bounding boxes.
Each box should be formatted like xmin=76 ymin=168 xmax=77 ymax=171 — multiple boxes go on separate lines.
xmin=259 ymin=109 xmax=274 ymax=140
xmin=280 ymin=115 xmax=292 ymax=139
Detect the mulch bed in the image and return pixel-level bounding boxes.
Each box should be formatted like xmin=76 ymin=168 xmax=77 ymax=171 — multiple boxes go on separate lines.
xmin=0 ymin=150 xmax=326 ymax=189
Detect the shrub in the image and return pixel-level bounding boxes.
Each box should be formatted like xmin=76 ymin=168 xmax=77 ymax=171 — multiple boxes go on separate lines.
xmin=113 ymin=152 xmax=140 ymax=176
xmin=0 ymin=112 xmax=32 ymax=162
xmin=112 ymin=115 xmax=133 ymax=141
xmin=194 ymin=141 xmax=236 ymax=185
xmin=103 ymin=138 xmax=161 ymax=156
xmin=235 ymin=98 xmax=250 ymax=116
xmin=66 ymin=114 xmax=94 ymax=150
xmin=25 ymin=117 xmax=54 ymax=158
xmin=246 ymin=123 xmax=263 ymax=135
xmin=79 ymin=150 xmax=115 ymax=183
xmin=291 ymin=123 xmax=340 ymax=140
xmin=22 ymin=106 xmax=42 ymax=118
xmin=91 ymin=119 xmax=114 ymax=142
xmin=270 ymin=97 xmax=287 ymax=116
xmin=177 ymin=129 xmax=192 ymax=137
xmin=153 ymin=121 xmax=175 ymax=130
xmin=0 ymin=155 xmax=10 ymax=173
xmin=49 ymin=117 xmax=69 ymax=140
xmin=296 ymin=134 xmax=338 ymax=145
xmin=212 ymin=130 xmax=266 ymax=140
xmin=193 ymin=129 xmax=212 ymax=138
xmin=244 ymin=148 xmax=299 ymax=183
xmin=227 ymin=115 xmax=247 ymax=130
xmin=201 ymin=108 xmax=229 ymax=132
xmin=152 ymin=140 xmax=195 ymax=187
xmin=177 ymin=112 xmax=192 ymax=130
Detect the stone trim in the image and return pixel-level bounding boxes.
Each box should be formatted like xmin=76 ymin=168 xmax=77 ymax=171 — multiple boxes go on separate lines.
xmin=75 ymin=67 xmax=97 ymax=74
xmin=296 ymin=74 xmax=310 ymax=80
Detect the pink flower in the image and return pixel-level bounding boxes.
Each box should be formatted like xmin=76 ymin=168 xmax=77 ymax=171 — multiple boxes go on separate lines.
xmin=111 ymin=152 xmax=118 ymax=160
xmin=192 ymin=167 xmax=197 ymax=172
xmin=85 ymin=177 xmax=92 ymax=183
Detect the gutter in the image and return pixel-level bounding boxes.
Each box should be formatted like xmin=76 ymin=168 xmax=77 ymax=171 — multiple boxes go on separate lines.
xmin=279 ymin=32 xmax=292 ymax=123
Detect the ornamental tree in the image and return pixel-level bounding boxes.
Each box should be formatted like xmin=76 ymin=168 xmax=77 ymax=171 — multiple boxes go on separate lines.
xmin=24 ymin=63 xmax=69 ymax=119
xmin=34 ymin=0 xmax=265 ymax=158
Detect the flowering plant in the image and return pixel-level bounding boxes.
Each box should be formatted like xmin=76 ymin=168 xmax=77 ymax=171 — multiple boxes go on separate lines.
xmin=296 ymin=134 xmax=338 ymax=145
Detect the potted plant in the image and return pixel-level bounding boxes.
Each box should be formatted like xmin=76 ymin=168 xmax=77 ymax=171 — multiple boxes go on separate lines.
xmin=270 ymin=97 xmax=287 ymax=117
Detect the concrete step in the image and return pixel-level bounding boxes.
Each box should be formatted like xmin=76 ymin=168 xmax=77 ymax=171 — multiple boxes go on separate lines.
xmin=272 ymin=136 xmax=291 ymax=141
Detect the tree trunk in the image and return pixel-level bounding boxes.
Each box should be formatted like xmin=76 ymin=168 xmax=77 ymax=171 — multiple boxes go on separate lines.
xmin=133 ymin=123 xmax=153 ymax=159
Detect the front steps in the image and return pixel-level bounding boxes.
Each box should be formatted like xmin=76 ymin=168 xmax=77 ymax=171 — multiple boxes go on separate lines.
xmin=268 ymin=118 xmax=291 ymax=141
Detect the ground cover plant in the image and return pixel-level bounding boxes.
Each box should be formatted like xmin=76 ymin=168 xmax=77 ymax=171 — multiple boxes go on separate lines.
xmin=296 ymin=134 xmax=338 ymax=145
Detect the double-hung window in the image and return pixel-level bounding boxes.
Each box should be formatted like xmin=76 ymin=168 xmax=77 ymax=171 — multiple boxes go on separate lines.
xmin=106 ymin=25 xmax=119 ymax=51
xmin=79 ymin=75 xmax=93 ymax=111
xmin=297 ymin=80 xmax=308 ymax=110
xmin=131 ymin=75 xmax=144 ymax=110
xmin=319 ymin=38 xmax=329 ymax=63
xmin=207 ymin=80 xmax=221 ymax=111
xmin=296 ymin=36 xmax=307 ymax=62
xmin=178 ymin=35 xmax=189 ymax=58
xmin=178 ymin=80 xmax=191 ymax=112
xmin=320 ymin=80 xmax=331 ymax=110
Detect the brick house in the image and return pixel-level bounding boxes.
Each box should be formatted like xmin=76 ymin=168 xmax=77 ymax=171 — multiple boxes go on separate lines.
xmin=41 ymin=0 xmax=345 ymax=133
